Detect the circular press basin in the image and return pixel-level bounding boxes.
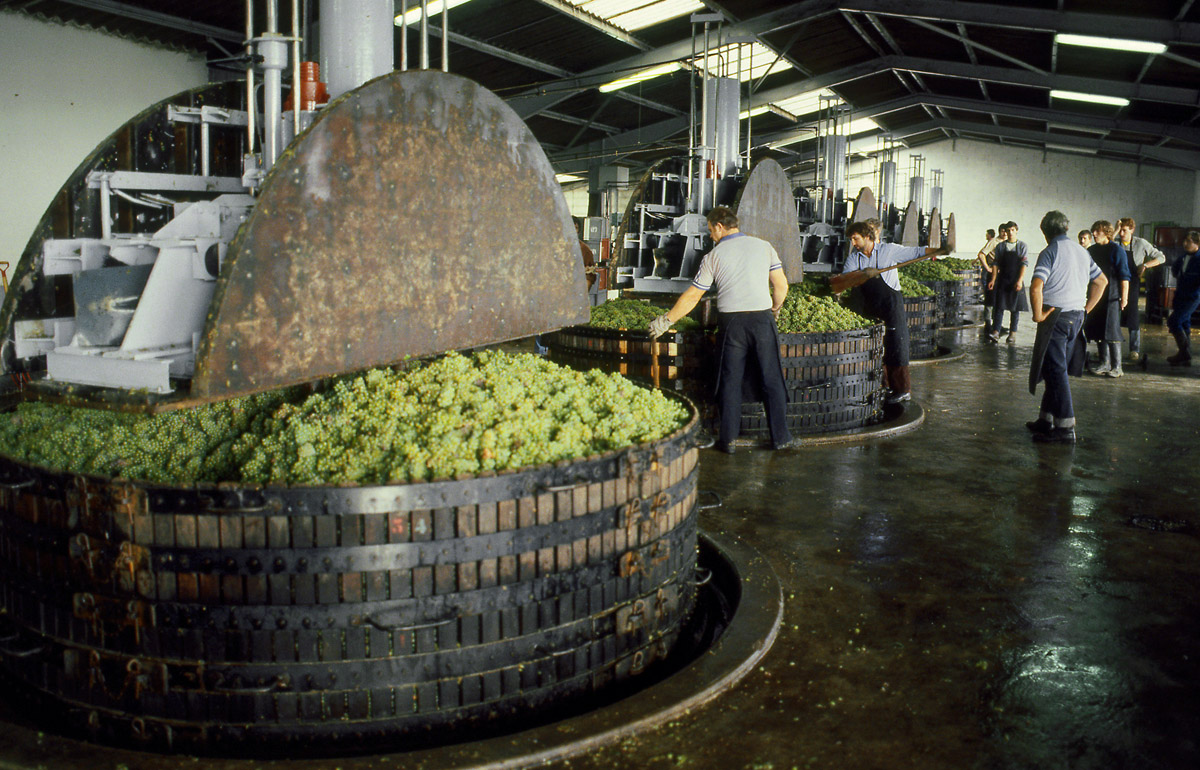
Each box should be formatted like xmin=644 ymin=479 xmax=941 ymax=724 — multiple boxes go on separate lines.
xmin=0 ymin=530 xmax=781 ymax=768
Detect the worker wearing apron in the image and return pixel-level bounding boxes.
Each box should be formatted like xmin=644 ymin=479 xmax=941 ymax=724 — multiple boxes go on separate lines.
xmin=1115 ymin=217 xmax=1167 ymax=361
xmin=842 ymin=220 xmax=950 ymax=404
xmin=1167 ymin=230 xmax=1200 ymax=366
xmin=1083 ymin=221 xmax=1131 ymax=377
xmin=650 ymin=206 xmax=793 ymax=453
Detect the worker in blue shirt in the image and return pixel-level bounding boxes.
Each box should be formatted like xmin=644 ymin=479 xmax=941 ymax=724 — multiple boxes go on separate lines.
xmin=842 ymin=221 xmax=950 ymax=403
xmin=1167 ymin=230 xmax=1200 ymax=366
xmin=1027 ymin=211 xmax=1108 ymax=444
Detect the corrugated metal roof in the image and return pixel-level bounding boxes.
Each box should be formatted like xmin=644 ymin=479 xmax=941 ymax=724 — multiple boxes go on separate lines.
xmin=8 ymin=0 xmax=1200 ymax=171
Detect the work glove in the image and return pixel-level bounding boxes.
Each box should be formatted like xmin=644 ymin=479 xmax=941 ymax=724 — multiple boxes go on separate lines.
xmin=648 ymin=314 xmax=672 ymax=339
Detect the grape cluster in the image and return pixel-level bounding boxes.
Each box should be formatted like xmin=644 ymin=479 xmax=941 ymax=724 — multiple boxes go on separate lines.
xmin=941 ymin=257 xmax=979 ymax=271
xmin=776 ymin=291 xmax=872 ymax=333
xmin=898 ymin=273 xmax=935 ymax=298
xmin=900 ymin=261 xmax=961 ymax=282
xmin=0 ymin=352 xmax=688 ymax=486
xmin=587 ymin=298 xmax=699 ymax=331
xmin=787 ymin=276 xmax=833 ymax=298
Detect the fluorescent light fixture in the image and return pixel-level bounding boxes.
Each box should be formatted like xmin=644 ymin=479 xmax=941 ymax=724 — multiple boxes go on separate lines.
xmin=1055 ymin=33 xmax=1166 ymax=55
xmin=768 ymin=104 xmax=800 ymax=122
xmin=767 ymin=117 xmax=880 ymax=149
xmin=1047 ymin=121 xmax=1109 ymax=136
xmin=1045 ymin=142 xmax=1098 ymax=155
xmin=395 ymin=0 xmax=475 ymax=26
xmin=555 ymin=173 xmax=585 ymax=184
xmin=1050 ymin=89 xmax=1130 ymax=107
xmin=739 ymin=104 xmax=771 ymax=119
xmin=598 ymin=61 xmax=682 ymax=92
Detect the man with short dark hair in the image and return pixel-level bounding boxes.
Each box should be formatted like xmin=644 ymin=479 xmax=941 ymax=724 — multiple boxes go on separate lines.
xmin=650 ymin=206 xmax=793 ymax=453
xmin=1027 ymin=211 xmax=1108 ymax=444
xmin=988 ymin=221 xmax=1029 ymax=344
xmin=1115 ymin=216 xmax=1166 ymax=361
xmin=842 ymin=220 xmax=951 ymax=403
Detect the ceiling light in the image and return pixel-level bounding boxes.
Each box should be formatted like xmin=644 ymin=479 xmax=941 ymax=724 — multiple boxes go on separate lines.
xmin=555 ymin=173 xmax=585 ymax=184
xmin=1045 ymin=142 xmax=1098 ymax=155
xmin=1047 ymin=121 xmax=1109 ymax=136
xmin=739 ymin=104 xmax=771 ymax=119
xmin=1054 ymin=33 xmax=1166 ymax=55
xmin=395 ymin=0 xmax=475 ymax=26
xmin=599 ymin=61 xmax=682 ymax=92
xmin=1050 ymin=90 xmax=1130 ymax=107
xmin=768 ymin=104 xmax=800 ymax=122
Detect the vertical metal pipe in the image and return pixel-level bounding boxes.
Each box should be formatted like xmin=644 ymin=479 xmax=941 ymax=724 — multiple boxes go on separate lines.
xmin=745 ymin=44 xmax=752 ymax=167
xmin=263 ymin=0 xmax=284 ymax=168
xmin=686 ymin=27 xmax=696 ymax=212
xmin=441 ymin=0 xmax=448 ymax=72
xmin=420 ymin=0 xmax=429 ymax=70
xmin=99 ymin=179 xmax=112 ymax=240
xmin=201 ymin=123 xmax=211 ymax=177
xmin=292 ymin=0 xmax=301 ymax=136
xmin=245 ymin=0 xmax=255 ymax=154
xmin=400 ymin=0 xmax=408 ymax=71
xmin=698 ymin=22 xmax=710 ymax=212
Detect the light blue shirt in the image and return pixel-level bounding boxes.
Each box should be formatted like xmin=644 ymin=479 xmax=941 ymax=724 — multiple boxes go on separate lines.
xmin=1032 ymin=235 xmax=1102 ymax=312
xmin=844 ymin=242 xmax=925 ymax=292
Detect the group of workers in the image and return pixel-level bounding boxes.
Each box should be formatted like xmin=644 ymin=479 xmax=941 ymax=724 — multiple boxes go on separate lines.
xmin=649 ymin=206 xmax=950 ymax=453
xmin=648 ymin=205 xmax=1197 ymax=451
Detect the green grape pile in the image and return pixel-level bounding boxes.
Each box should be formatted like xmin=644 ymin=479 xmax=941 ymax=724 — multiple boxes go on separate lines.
xmin=0 ymin=352 xmax=689 ymax=486
xmin=788 ymin=276 xmax=833 ymax=298
xmin=587 ymin=298 xmax=699 ymax=331
xmin=776 ymin=292 xmax=872 ymax=333
xmin=941 ymin=257 xmax=979 ymax=271
xmin=900 ymin=260 xmax=960 ymax=282
xmin=898 ymin=273 xmax=935 ymax=298
xmin=0 ymin=389 xmax=295 ymax=484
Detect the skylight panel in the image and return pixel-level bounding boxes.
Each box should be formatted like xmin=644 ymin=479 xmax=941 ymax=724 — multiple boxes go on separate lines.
xmin=567 ymin=1 xmax=704 ymax=32
xmin=693 ymin=42 xmax=792 ymax=82
xmin=395 ymin=0 xmax=475 ymax=26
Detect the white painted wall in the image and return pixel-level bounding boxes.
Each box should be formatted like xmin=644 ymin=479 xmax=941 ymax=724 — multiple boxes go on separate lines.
xmin=851 ymin=138 xmax=1199 ymax=252
xmin=0 ymin=11 xmax=208 ymax=267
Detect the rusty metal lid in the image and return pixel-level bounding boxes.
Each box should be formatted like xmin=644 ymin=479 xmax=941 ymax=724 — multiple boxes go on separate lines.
xmin=192 ymin=70 xmax=588 ymax=401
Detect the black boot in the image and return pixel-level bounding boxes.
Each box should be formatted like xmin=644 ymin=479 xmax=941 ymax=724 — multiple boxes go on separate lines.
xmin=1168 ymin=330 xmax=1192 ymax=366
xmin=1104 ymin=342 xmax=1123 ymax=377
xmin=1090 ymin=342 xmax=1111 ymax=374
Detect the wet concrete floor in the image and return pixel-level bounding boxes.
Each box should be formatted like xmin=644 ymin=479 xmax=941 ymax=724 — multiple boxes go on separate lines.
xmin=2 ymin=315 xmax=1198 ymax=770
xmin=559 ymin=317 xmax=1200 ymax=770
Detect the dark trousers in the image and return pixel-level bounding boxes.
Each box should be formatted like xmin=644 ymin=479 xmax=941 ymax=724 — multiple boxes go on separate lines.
xmin=717 ymin=311 xmax=791 ymax=446
xmin=992 ymin=294 xmax=1020 ymax=334
xmin=1168 ymin=287 xmax=1200 ymax=337
xmin=859 ymin=277 xmax=909 ymax=368
xmin=1123 ymin=284 xmax=1142 ymax=351
xmin=1039 ymin=310 xmax=1084 ymax=426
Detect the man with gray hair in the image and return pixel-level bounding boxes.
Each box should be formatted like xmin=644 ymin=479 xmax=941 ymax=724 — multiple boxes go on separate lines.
xmin=1027 ymin=211 xmax=1108 ymax=444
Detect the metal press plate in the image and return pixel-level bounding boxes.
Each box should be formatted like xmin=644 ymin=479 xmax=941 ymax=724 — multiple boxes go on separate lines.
xmin=192 ymin=70 xmax=587 ymax=400
xmin=733 ymin=159 xmax=805 ymax=282
xmin=900 ymin=201 xmax=921 ymax=246
xmin=850 ymin=186 xmax=878 ymax=224
xmin=947 ymin=212 xmax=957 ymax=252
xmin=929 ymin=207 xmax=942 ymax=248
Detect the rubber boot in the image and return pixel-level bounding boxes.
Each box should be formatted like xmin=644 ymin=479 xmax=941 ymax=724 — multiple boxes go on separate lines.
xmin=1168 ymin=330 xmax=1193 ymax=366
xmin=1129 ymin=328 xmax=1142 ymax=361
xmin=1104 ymin=342 xmax=1123 ymax=377
xmin=1091 ymin=342 xmax=1111 ymax=374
